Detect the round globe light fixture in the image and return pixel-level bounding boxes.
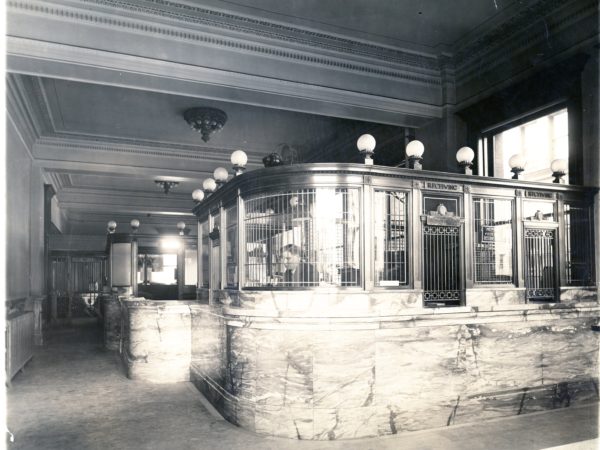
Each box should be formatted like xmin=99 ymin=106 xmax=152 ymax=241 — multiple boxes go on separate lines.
xmin=130 ymin=219 xmax=140 ymax=232
xmin=213 ymin=167 xmax=229 ymax=187
xmin=456 ymin=146 xmax=475 ymax=175
xmin=231 ymin=150 xmax=248 ymax=176
xmin=192 ymin=189 xmax=205 ymax=203
xmin=356 ymin=134 xmax=376 ymax=165
xmin=107 ymin=220 xmax=117 ymax=234
xmin=202 ymin=178 xmax=217 ymax=193
xmin=406 ymin=140 xmax=425 ymax=169
xmin=177 ymin=221 xmax=186 ymax=236
xmin=508 ymin=154 xmax=526 ymax=179
xmin=550 ymin=158 xmax=568 ymax=183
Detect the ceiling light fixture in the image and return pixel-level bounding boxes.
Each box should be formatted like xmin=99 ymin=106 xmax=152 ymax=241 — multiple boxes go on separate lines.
xmin=155 ymin=180 xmax=179 ymax=195
xmin=184 ymin=107 xmax=228 ymax=142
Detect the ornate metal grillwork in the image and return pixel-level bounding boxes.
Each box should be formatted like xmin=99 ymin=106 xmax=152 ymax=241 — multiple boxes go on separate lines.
xmin=423 ymin=225 xmax=461 ymax=305
xmin=524 ymin=228 xmax=556 ymax=301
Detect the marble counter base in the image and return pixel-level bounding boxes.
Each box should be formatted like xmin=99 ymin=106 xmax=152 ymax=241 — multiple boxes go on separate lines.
xmin=120 ymin=299 xmax=193 ymax=383
xmin=102 ymin=295 xmax=121 ymax=351
xmin=190 ymin=304 xmax=600 ymax=440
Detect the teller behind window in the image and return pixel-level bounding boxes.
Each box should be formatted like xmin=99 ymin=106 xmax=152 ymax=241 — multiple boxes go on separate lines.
xmin=280 ymin=244 xmax=318 ymax=286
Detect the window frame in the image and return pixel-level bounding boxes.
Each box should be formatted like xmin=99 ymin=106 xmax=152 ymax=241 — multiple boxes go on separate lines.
xmin=477 ymin=103 xmax=569 ymax=180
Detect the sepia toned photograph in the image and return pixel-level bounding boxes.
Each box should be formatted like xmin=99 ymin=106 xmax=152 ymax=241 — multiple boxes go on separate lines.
xmin=4 ymin=0 xmax=600 ymax=448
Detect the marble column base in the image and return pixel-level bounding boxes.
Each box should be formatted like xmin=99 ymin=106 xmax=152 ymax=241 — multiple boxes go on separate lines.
xmin=120 ymin=299 xmax=193 ymax=383
xmin=102 ymin=295 xmax=121 ymax=351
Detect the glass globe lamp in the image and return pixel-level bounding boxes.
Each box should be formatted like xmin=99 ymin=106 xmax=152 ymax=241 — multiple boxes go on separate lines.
xmin=130 ymin=219 xmax=140 ymax=233
xmin=107 ymin=220 xmax=117 ymax=234
xmin=231 ymin=150 xmax=248 ymax=176
xmin=177 ymin=221 xmax=186 ymax=236
xmin=550 ymin=158 xmax=568 ymax=183
xmin=192 ymin=189 xmax=205 ymax=203
xmin=213 ymin=167 xmax=229 ymax=187
xmin=202 ymin=178 xmax=217 ymax=193
xmin=456 ymin=146 xmax=475 ymax=175
xmin=356 ymin=134 xmax=376 ymax=165
xmin=508 ymin=154 xmax=526 ymax=180
xmin=406 ymin=140 xmax=425 ymax=170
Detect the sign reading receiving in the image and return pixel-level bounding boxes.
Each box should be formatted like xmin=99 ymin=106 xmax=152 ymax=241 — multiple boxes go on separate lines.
xmin=424 ymin=181 xmax=462 ymax=192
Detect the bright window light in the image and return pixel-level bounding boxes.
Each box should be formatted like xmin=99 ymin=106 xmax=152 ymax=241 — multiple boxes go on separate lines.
xmin=493 ymin=108 xmax=568 ymax=183
xmin=160 ymin=237 xmax=181 ymax=250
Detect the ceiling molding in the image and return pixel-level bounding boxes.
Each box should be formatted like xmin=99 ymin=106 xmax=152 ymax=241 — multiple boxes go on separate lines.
xmin=7 ymin=0 xmax=442 ymax=89
xmin=6 ymin=75 xmax=43 ymax=153
xmin=8 ymin=0 xmax=442 ymax=72
xmin=34 ymin=134 xmax=255 ymax=163
xmin=7 ymin=37 xmax=443 ymax=125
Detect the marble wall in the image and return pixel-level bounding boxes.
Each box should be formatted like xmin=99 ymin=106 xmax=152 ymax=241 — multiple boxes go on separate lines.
xmin=190 ymin=299 xmax=600 ymax=440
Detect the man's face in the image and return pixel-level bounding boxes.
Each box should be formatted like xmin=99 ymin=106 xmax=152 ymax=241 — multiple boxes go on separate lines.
xmin=281 ymin=250 xmax=300 ymax=271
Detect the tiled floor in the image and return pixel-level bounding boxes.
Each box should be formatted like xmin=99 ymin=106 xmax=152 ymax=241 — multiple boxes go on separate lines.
xmin=6 ymin=323 xmax=599 ymax=450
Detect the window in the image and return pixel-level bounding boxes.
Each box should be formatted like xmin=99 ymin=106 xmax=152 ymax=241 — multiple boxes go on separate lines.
xmin=479 ymin=108 xmax=568 ymax=183
xmin=243 ymin=188 xmax=360 ymax=288
xmin=472 ymin=198 xmax=513 ymax=284
xmin=373 ymin=190 xmax=408 ymax=287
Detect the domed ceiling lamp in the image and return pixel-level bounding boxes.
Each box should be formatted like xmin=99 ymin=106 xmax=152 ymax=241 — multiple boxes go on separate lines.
xmin=184 ymin=107 xmax=227 ymax=142
xmin=155 ymin=180 xmax=179 ymax=195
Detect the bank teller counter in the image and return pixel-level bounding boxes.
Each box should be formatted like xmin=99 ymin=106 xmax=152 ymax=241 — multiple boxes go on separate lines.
xmin=194 ymin=163 xmax=596 ymax=311
xmin=188 ymin=163 xmax=598 ymax=440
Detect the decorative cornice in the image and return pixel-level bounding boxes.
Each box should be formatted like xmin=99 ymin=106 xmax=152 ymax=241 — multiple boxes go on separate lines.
xmin=7 ymin=0 xmax=441 ymax=86
xmin=81 ymin=0 xmax=441 ymax=69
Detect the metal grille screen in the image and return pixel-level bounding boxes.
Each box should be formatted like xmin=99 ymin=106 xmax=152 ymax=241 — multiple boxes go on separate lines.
xmin=244 ymin=188 xmax=360 ymax=287
xmin=524 ymin=228 xmax=556 ymax=300
xmin=473 ymin=197 xmax=513 ymax=284
xmin=565 ymin=204 xmax=594 ymax=286
xmin=374 ymin=190 xmax=408 ymax=286
xmin=423 ymin=225 xmax=461 ymax=305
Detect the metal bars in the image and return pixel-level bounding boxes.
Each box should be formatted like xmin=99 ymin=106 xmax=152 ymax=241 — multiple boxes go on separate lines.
xmin=373 ymin=190 xmax=408 ymax=286
xmin=524 ymin=228 xmax=556 ymax=300
xmin=243 ymin=188 xmax=360 ymax=288
xmin=422 ymin=225 xmax=461 ymax=305
xmin=472 ymin=197 xmax=513 ymax=284
xmin=225 ymin=205 xmax=238 ymax=288
xmin=564 ymin=204 xmax=594 ymax=286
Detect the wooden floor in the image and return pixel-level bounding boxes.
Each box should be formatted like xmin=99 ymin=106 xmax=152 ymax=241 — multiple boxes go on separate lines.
xmin=6 ymin=322 xmax=599 ymax=450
